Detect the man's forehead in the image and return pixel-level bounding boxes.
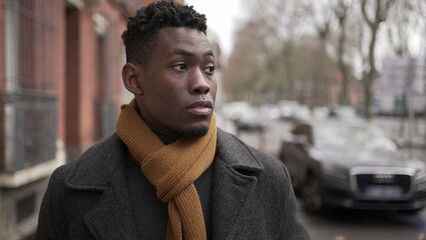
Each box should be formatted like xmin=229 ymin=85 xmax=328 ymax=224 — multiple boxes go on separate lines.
xmin=156 ymin=27 xmax=212 ymax=53
xmin=167 ymin=48 xmax=214 ymax=58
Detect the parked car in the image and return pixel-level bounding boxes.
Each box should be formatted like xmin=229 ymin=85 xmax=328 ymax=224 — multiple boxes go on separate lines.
xmin=222 ymin=101 xmax=265 ymax=133
xmin=221 ymin=101 xmax=252 ymax=121
xmin=278 ymin=100 xmax=312 ymax=122
xmin=329 ymin=105 xmax=358 ymax=119
xmin=278 ymin=100 xmax=300 ymax=120
xmin=259 ymin=104 xmax=281 ymax=121
xmin=233 ymin=107 xmax=265 ymax=133
xmin=279 ymin=120 xmax=426 ymax=213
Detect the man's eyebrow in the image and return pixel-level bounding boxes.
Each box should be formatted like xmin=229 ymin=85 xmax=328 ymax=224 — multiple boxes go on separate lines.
xmin=168 ymin=48 xmax=215 ymax=58
xmin=204 ymin=51 xmax=214 ymax=58
xmin=169 ymin=48 xmax=194 ymax=57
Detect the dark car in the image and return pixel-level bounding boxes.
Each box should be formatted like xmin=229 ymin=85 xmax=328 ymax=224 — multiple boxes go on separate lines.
xmin=233 ymin=108 xmax=265 ymax=133
xmin=279 ymin=120 xmax=426 ymax=213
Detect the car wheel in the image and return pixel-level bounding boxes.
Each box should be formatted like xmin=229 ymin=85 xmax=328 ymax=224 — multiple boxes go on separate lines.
xmin=301 ymin=176 xmax=322 ymax=212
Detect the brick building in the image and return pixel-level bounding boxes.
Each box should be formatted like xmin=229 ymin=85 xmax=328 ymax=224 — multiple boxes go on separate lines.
xmin=0 ymin=0 xmax=144 ymax=239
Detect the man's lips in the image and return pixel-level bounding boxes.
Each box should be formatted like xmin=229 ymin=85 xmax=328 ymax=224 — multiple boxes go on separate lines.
xmin=185 ymin=101 xmax=213 ymax=116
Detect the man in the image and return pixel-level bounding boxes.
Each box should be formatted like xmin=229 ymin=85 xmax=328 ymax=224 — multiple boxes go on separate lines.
xmin=35 ymin=1 xmax=309 ymax=239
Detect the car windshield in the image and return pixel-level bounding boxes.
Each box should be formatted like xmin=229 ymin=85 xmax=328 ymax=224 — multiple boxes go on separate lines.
xmin=314 ymin=123 xmax=397 ymax=152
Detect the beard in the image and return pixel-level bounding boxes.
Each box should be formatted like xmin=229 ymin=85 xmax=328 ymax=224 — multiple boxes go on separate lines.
xmin=181 ymin=127 xmax=209 ymax=138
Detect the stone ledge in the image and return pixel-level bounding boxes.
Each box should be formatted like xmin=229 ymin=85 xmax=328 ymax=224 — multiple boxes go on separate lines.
xmin=0 ymin=150 xmax=65 ymax=188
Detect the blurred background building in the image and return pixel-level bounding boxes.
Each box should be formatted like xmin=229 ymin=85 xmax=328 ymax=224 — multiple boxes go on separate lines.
xmin=0 ymin=0 xmax=199 ymax=239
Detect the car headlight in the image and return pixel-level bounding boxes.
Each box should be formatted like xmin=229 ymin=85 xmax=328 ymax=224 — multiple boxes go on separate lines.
xmin=321 ymin=163 xmax=348 ymax=179
xmin=415 ymin=166 xmax=426 ymax=181
xmin=415 ymin=165 xmax=426 ymax=191
xmin=409 ymin=160 xmax=426 ymax=181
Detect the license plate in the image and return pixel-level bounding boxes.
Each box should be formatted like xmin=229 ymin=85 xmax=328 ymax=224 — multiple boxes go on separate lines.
xmin=364 ymin=186 xmax=403 ymax=199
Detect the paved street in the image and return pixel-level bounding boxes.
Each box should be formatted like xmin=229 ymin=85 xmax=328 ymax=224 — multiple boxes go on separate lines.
xmin=299 ymin=208 xmax=426 ymax=240
xmin=220 ymin=115 xmax=426 ymax=240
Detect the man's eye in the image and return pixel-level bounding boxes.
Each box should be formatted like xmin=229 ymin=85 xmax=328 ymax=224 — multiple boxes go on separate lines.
xmin=172 ymin=64 xmax=187 ymax=72
xmin=204 ymin=65 xmax=215 ymax=75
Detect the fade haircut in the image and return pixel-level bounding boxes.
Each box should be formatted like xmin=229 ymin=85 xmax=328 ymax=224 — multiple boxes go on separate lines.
xmin=122 ymin=0 xmax=208 ymax=68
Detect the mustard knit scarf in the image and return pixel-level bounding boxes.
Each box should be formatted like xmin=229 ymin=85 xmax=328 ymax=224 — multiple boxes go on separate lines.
xmin=116 ymin=99 xmax=217 ymax=240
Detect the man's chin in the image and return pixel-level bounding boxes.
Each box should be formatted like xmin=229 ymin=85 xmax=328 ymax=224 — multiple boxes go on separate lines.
xmin=181 ymin=127 xmax=209 ymax=137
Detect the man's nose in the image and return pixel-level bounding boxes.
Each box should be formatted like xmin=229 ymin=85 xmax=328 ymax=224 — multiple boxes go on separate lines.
xmin=189 ymin=69 xmax=210 ymax=94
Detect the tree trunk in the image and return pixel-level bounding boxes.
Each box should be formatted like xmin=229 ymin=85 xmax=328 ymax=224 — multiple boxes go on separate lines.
xmin=338 ymin=22 xmax=349 ymax=105
xmin=364 ymin=25 xmax=378 ymax=119
xmin=361 ymin=0 xmax=394 ymax=119
xmin=336 ymin=1 xmax=349 ymax=105
xmin=313 ymin=34 xmax=328 ymax=107
xmin=284 ymin=43 xmax=295 ymax=100
xmin=363 ymin=75 xmax=373 ymax=119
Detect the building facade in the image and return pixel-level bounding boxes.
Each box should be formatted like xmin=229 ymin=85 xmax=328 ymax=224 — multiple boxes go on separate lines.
xmin=378 ymin=57 xmax=426 ymax=115
xmin=0 ymin=0 xmax=144 ymax=239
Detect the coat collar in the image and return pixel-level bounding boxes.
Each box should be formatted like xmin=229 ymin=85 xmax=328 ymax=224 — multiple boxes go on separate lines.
xmin=215 ymin=128 xmax=264 ymax=172
xmin=212 ymin=129 xmax=264 ymax=240
xmin=66 ymin=133 xmax=138 ymax=240
xmin=66 ymin=133 xmax=126 ymax=189
xmin=66 ymin=129 xmax=265 ymax=240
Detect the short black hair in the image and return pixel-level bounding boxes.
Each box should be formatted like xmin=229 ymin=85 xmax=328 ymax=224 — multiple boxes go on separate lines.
xmin=122 ymin=0 xmax=208 ymax=68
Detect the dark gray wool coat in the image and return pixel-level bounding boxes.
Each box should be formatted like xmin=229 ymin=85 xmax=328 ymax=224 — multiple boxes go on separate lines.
xmin=34 ymin=128 xmax=310 ymax=240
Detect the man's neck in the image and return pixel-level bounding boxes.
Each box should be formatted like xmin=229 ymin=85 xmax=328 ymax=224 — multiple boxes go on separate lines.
xmin=136 ymin=107 xmax=181 ymax=145
xmin=150 ymin=127 xmax=181 ymax=145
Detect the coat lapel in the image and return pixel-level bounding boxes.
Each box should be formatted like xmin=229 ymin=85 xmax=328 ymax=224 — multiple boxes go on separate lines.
xmin=212 ymin=130 xmax=264 ymax=240
xmin=82 ymin=170 xmax=138 ymax=240
xmin=66 ymin=134 xmax=138 ymax=240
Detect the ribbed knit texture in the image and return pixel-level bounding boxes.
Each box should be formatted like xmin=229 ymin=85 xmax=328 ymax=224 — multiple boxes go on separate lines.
xmin=116 ymin=99 xmax=217 ymax=240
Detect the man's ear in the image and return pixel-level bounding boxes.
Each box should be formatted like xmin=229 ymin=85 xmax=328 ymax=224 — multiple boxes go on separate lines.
xmin=122 ymin=63 xmax=144 ymax=95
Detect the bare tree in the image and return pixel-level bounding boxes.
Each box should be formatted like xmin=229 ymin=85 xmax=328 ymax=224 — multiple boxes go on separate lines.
xmin=360 ymin=0 xmax=393 ymax=119
xmin=221 ymin=19 xmax=268 ymax=102
xmin=223 ymin=0 xmax=310 ymax=104
xmin=335 ymin=0 xmax=352 ymax=105
xmin=386 ymin=0 xmax=424 ymax=57
xmin=385 ymin=0 xmax=426 ymax=138
xmin=303 ymin=0 xmax=334 ymax=107
xmin=252 ymin=0 xmax=309 ymax=101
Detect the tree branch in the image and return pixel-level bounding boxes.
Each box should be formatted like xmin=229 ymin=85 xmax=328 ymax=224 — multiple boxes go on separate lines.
xmin=361 ymin=0 xmax=374 ymax=27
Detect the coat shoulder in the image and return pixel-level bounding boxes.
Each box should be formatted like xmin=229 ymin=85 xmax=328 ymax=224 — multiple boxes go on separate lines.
xmin=35 ymin=134 xmax=127 ymax=239
xmin=217 ymin=128 xmax=289 ymax=179
xmin=50 ymin=133 xmax=126 ymax=188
